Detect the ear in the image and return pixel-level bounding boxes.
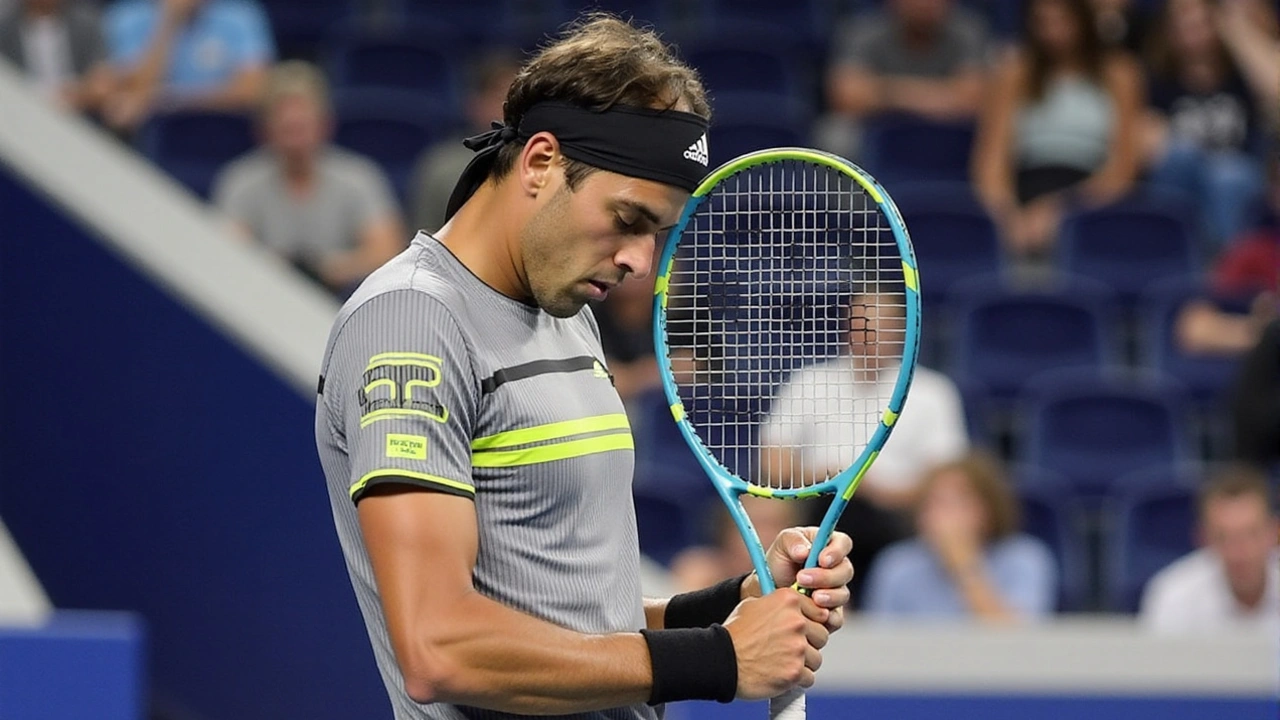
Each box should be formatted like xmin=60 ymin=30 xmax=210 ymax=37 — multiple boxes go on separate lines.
xmin=518 ymin=132 xmax=560 ymax=197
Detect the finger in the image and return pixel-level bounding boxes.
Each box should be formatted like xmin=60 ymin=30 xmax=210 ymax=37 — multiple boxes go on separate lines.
xmin=797 ymin=668 xmax=816 ymax=689
xmin=824 ymin=606 xmax=845 ymax=633
xmin=810 ymin=586 xmax=850 ymax=610
xmin=776 ymin=528 xmax=814 ymax=563
xmin=798 ymin=595 xmax=830 ymax=624
xmin=797 ymin=561 xmax=854 ymax=592
xmin=818 ymin=532 xmax=853 ymax=569
xmin=804 ymin=645 xmax=823 ymax=673
xmin=805 ymin=618 xmax=830 ymax=650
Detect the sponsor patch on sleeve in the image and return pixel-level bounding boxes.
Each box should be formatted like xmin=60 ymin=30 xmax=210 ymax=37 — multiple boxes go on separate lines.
xmin=385 ymin=434 xmax=428 ymax=460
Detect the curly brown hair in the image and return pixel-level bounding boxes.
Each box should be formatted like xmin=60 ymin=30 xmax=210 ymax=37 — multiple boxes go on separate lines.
xmin=490 ymin=13 xmax=711 ymax=189
xmin=917 ymin=451 xmax=1021 ymax=543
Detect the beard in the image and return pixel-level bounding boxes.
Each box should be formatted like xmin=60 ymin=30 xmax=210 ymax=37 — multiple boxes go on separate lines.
xmin=520 ymin=186 xmax=588 ymax=318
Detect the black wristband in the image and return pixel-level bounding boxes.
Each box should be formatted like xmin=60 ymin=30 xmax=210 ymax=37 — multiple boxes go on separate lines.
xmin=664 ymin=574 xmax=749 ymax=629
xmin=639 ymin=625 xmax=737 ymax=704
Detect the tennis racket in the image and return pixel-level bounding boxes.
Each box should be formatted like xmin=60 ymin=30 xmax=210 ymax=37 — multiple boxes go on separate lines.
xmin=652 ymin=148 xmax=920 ymax=719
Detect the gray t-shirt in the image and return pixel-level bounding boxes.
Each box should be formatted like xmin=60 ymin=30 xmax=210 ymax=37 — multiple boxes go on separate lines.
xmin=834 ymin=8 xmax=988 ymax=78
xmin=315 ymin=232 xmax=653 ymax=720
xmin=214 ymin=145 xmax=396 ymax=264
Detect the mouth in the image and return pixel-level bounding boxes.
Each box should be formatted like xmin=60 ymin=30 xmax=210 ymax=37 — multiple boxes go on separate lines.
xmin=584 ymin=280 xmax=614 ymax=300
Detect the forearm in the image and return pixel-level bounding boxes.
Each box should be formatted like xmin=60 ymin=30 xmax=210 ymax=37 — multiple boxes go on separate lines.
xmin=828 ymin=66 xmax=885 ymax=117
xmin=1220 ymin=16 xmax=1280 ymax=112
xmin=181 ymin=67 xmax=267 ymax=111
xmin=644 ymin=597 xmax=668 ymax=630
xmin=884 ymin=76 xmax=983 ymax=119
xmin=413 ymin=590 xmax=651 ymax=713
xmin=120 ymin=13 xmax=181 ymax=103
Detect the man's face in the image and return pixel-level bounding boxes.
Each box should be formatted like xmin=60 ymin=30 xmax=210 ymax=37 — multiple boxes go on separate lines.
xmin=1202 ymin=494 xmax=1277 ymax=601
xmin=521 ymin=168 xmax=686 ymax=318
xmin=264 ymin=94 xmax=329 ymax=159
xmin=892 ymin=0 xmax=951 ymax=30
xmin=847 ymin=293 xmax=907 ymax=369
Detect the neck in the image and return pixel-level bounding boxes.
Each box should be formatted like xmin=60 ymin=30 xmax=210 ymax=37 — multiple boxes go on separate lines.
xmin=280 ymin=153 xmax=315 ymax=184
xmin=900 ymin=23 xmax=937 ymax=48
xmin=1231 ymin=575 xmax=1267 ymax=609
xmin=436 ymin=180 xmax=529 ymax=302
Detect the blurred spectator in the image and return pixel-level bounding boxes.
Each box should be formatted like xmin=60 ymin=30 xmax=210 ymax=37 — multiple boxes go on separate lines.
xmin=212 ymin=61 xmax=405 ymax=298
xmin=1176 ymin=154 xmax=1278 ymax=356
xmin=0 ymin=0 xmax=116 ymax=114
xmin=821 ymin=0 xmax=988 ymax=156
xmin=864 ymin=451 xmax=1058 ymax=621
xmin=410 ymin=50 xmax=519 ymax=233
xmin=1231 ymin=320 xmax=1280 ymax=468
xmin=1091 ymin=0 xmax=1150 ymax=54
xmin=1140 ymin=466 xmax=1278 ymax=634
xmin=760 ymin=292 xmax=969 ymax=605
xmin=103 ymin=0 xmax=274 ymax=132
xmin=1141 ymin=0 xmax=1276 ymax=246
xmin=971 ymin=0 xmax=1142 ymax=259
xmin=1215 ymin=0 xmax=1280 ymax=116
xmin=592 ymin=245 xmax=662 ymax=401
xmin=670 ymin=497 xmax=804 ymax=593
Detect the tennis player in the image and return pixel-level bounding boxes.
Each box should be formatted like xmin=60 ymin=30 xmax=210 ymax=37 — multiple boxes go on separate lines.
xmin=315 ymin=16 xmax=855 ymax=719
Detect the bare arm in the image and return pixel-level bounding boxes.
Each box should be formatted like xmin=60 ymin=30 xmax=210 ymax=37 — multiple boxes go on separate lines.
xmin=880 ymin=68 xmax=987 ymax=120
xmin=107 ymin=1 xmax=187 ymax=126
xmin=1217 ymin=0 xmax=1280 ymax=118
xmin=827 ymin=64 xmax=887 ymax=118
xmin=318 ymin=214 xmax=406 ymax=291
xmin=951 ymin=565 xmax=1019 ymax=622
xmin=359 ymin=486 xmax=654 ymax=711
xmin=1077 ymin=55 xmax=1144 ymax=205
xmin=1176 ymin=299 xmax=1273 ymax=355
xmin=971 ymin=52 xmax=1023 ymax=220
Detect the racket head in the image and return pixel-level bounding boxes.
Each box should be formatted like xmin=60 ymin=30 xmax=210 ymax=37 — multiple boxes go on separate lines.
xmin=652 ymin=148 xmax=921 ymax=591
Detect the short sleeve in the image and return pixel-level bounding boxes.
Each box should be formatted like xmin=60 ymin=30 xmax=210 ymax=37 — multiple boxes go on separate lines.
xmin=104 ymin=2 xmax=151 ymax=68
xmin=758 ymin=370 xmax=814 ymax=448
xmin=348 ymin=158 xmax=398 ymax=229
xmin=325 ymin=290 xmax=479 ymax=503
xmin=832 ymin=15 xmax=882 ymax=68
xmin=211 ymin=160 xmax=253 ymax=222
xmin=228 ymin=1 xmax=275 ymax=66
xmin=949 ymin=12 xmax=990 ymax=68
xmin=992 ymin=536 xmax=1057 ymax=618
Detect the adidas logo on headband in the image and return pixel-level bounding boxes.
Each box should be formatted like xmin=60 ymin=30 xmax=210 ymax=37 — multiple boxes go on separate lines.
xmin=683 ymin=133 xmax=709 ymax=167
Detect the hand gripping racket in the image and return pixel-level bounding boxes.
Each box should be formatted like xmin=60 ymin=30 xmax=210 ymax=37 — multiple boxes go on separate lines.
xmin=652 ymin=148 xmax=921 ymax=719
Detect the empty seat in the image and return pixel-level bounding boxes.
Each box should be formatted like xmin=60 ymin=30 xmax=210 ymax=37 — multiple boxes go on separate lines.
xmin=325 ymin=29 xmax=464 ymax=107
xmin=633 ymin=486 xmax=699 ymax=566
xmin=892 ymin=183 xmax=1002 ymax=304
xmin=1019 ymin=369 xmax=1191 ymax=498
xmin=949 ymin=281 xmax=1118 ymax=401
xmin=1059 ymin=198 xmax=1202 ymax=306
xmin=708 ymin=120 xmax=808 ymax=167
xmin=260 ymin=0 xmax=353 ymax=59
xmin=681 ymin=38 xmax=806 ymax=100
xmin=1013 ymin=465 xmax=1090 ymax=611
xmin=137 ymin=111 xmax=255 ymax=199
xmin=1104 ymin=465 xmax=1199 ymax=612
xmin=860 ymin=115 xmax=975 ymax=188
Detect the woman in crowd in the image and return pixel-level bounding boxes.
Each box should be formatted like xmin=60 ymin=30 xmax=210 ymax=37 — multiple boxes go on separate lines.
xmin=972 ymin=0 xmax=1142 ymax=260
xmin=864 ymin=452 xmax=1058 ymax=621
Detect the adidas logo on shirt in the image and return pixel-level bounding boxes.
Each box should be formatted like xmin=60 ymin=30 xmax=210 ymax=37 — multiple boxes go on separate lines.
xmin=683 ymin=134 xmax=709 ymax=166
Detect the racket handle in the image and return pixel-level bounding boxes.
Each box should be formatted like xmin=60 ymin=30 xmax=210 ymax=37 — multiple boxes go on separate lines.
xmin=769 ymin=688 xmax=806 ymax=719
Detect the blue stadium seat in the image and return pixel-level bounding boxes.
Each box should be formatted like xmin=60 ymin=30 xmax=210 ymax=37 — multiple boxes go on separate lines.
xmin=399 ymin=0 xmax=528 ymax=45
xmin=1019 ymin=369 xmax=1191 ymax=498
xmin=259 ymin=0 xmax=355 ymax=59
xmin=137 ymin=111 xmax=255 ymax=199
xmin=324 ymin=28 xmax=464 ymax=108
xmin=949 ymin=280 xmax=1119 ymax=401
xmin=1104 ymin=465 xmax=1199 ymax=612
xmin=701 ymin=0 xmax=828 ymax=41
xmin=1013 ymin=465 xmax=1090 ymax=611
xmin=332 ymin=89 xmax=461 ymax=208
xmin=1139 ymin=277 xmax=1249 ymax=406
xmin=680 ymin=38 xmax=806 ymax=100
xmin=707 ymin=120 xmax=808 ymax=168
xmin=632 ymin=486 xmax=699 ymax=566
xmin=629 ymin=387 xmax=706 ymax=485
xmin=860 ymin=115 xmax=975 ymax=188
xmin=891 ymin=183 xmax=1002 ymax=305
xmin=1059 ymin=198 xmax=1202 ymax=306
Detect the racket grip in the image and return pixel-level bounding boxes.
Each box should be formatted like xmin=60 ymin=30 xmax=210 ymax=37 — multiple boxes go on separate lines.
xmin=769 ymin=688 xmax=806 ymax=719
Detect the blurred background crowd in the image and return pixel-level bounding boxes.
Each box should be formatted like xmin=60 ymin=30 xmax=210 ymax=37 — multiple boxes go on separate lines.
xmin=3 ymin=0 xmax=1276 ymax=628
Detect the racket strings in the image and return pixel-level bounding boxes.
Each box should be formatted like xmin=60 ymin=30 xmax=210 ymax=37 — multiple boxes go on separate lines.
xmin=664 ymin=159 xmax=907 ymax=494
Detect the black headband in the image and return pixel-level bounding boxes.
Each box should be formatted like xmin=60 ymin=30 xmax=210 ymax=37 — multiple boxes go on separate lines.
xmin=444 ymin=101 xmax=710 ymax=221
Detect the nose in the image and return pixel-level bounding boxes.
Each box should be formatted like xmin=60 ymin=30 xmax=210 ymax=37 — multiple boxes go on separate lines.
xmin=616 ymin=234 xmax=656 ymax=280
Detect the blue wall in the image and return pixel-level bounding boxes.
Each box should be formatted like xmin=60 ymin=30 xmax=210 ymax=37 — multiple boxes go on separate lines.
xmin=0 ymin=167 xmax=387 ymax=719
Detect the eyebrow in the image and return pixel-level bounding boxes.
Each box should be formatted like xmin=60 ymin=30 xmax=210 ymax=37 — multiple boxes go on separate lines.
xmin=616 ymin=199 xmax=677 ymax=231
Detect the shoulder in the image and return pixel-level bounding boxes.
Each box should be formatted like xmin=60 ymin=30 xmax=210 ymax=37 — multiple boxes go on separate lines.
xmin=992 ymin=533 xmax=1054 ymax=566
xmin=906 ymin=366 xmax=961 ymax=403
xmin=834 ymin=11 xmax=894 ymax=51
xmin=1102 ymin=51 xmax=1143 ymax=90
xmin=944 ymin=6 xmax=989 ymax=43
xmin=205 ymin=0 xmax=269 ymax=24
xmin=323 ymin=147 xmax=390 ymax=185
xmin=104 ymin=0 xmax=154 ymax=30
xmin=215 ymin=150 xmax=274 ymax=194
xmin=1145 ymin=549 xmax=1215 ymax=601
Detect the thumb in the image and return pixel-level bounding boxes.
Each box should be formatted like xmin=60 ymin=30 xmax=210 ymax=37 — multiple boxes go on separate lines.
xmin=774 ymin=527 xmax=813 ymax=563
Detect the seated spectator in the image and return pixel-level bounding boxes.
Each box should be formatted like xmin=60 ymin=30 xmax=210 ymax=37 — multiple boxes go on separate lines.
xmin=760 ymin=291 xmax=969 ymax=605
xmin=670 ymin=497 xmax=804 ymax=593
xmin=0 ymin=0 xmax=115 ymax=113
xmin=410 ymin=50 xmax=519 ymax=234
xmin=212 ymin=61 xmax=405 ymax=298
xmin=972 ymin=0 xmax=1142 ymax=259
xmin=1140 ymin=466 xmax=1278 ymax=634
xmin=1176 ymin=153 xmax=1278 ymax=356
xmin=1231 ymin=320 xmax=1280 ymax=468
xmin=864 ymin=452 xmax=1058 ymax=621
xmin=1216 ymin=0 xmax=1280 ymax=116
xmin=820 ymin=0 xmax=988 ymax=157
xmin=103 ymin=0 xmax=273 ymax=132
xmin=1141 ymin=0 xmax=1276 ymax=246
